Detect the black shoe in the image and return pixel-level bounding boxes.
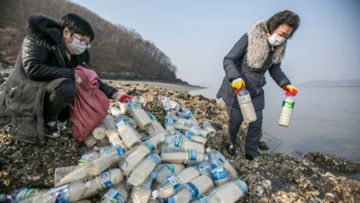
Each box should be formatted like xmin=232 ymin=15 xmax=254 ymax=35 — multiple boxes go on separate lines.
xmin=245 ymin=153 xmax=255 ymax=161
xmin=228 ymin=144 xmax=236 ymax=156
xmin=45 ymin=121 xmax=60 ymax=138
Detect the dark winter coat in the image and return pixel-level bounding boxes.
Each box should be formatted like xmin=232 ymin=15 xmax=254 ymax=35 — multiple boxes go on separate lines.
xmin=216 ymin=20 xmax=291 ymax=110
xmin=0 ymin=15 xmax=116 ymax=144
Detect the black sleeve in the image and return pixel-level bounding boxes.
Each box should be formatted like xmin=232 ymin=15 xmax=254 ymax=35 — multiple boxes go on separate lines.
xmin=223 ymin=34 xmax=248 ymax=82
xmin=22 ymin=38 xmax=74 ymax=81
xmin=98 ymin=79 xmax=118 ymax=99
xmin=268 ymin=62 xmax=291 ymax=88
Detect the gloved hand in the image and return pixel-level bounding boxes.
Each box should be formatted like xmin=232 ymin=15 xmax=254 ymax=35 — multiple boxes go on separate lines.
xmin=284 ymin=85 xmax=298 ymax=96
xmin=112 ymin=91 xmax=132 ymax=103
xmin=231 ymin=78 xmax=246 ymax=92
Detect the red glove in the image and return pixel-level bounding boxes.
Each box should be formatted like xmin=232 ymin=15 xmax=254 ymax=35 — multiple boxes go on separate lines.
xmin=284 ymin=85 xmax=298 ymax=96
xmin=113 ymin=91 xmax=132 ymax=103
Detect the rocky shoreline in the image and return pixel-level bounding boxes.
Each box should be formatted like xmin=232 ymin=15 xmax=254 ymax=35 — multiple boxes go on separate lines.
xmin=0 ymin=66 xmax=359 ymax=202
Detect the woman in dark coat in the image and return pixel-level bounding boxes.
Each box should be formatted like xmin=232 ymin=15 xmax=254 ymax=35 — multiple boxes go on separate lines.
xmin=216 ymin=10 xmax=300 ymax=160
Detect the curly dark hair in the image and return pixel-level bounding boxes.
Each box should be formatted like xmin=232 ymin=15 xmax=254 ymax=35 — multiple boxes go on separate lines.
xmin=266 ymin=10 xmax=300 ymax=38
xmin=60 ymin=13 xmax=95 ymax=41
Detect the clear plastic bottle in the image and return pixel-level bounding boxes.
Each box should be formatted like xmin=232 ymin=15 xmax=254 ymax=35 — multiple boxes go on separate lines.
xmin=205 ymin=179 xmax=248 ymax=203
xmin=120 ymin=143 xmax=154 ymax=175
xmin=21 ymin=169 xmax=124 ymax=203
xmin=237 ymin=88 xmax=257 ymax=123
xmin=161 ymin=149 xmax=207 ymax=164
xmin=55 ymin=146 xmax=124 ymax=186
xmin=92 ymin=126 xmax=106 ymax=140
xmin=278 ymin=95 xmax=295 ymax=127
xmin=115 ymin=116 xmax=141 ymax=149
xmin=154 ymin=164 xmax=185 ymax=184
xmin=152 ymin=167 xmax=200 ymax=198
xmin=206 ymin=148 xmax=238 ymax=179
xmin=178 ymin=130 xmax=207 ymax=145
xmin=130 ymin=176 xmax=153 ymax=203
xmin=145 ymin=112 xmax=167 ymax=136
xmin=165 ymin=134 xmax=205 ymax=153
xmin=202 ymin=121 xmax=216 ymax=137
xmin=101 ymin=184 xmax=128 ymax=203
xmin=127 ymin=100 xmax=152 ymax=130
xmin=169 ymin=175 xmax=214 ymax=203
xmin=127 ymin=154 xmax=161 ymax=186
xmin=210 ymin=167 xmax=230 ymax=186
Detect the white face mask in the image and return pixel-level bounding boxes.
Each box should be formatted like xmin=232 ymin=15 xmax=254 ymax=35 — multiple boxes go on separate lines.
xmin=268 ymin=33 xmax=286 ymax=46
xmin=66 ymin=37 xmax=87 ymax=55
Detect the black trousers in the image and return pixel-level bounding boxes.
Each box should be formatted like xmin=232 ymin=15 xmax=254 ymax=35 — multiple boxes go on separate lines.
xmin=43 ymin=78 xmax=76 ymax=122
xmin=226 ymin=105 xmax=263 ymax=156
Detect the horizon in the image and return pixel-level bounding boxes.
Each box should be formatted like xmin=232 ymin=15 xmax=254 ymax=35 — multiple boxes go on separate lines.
xmin=70 ymin=0 xmax=360 ymax=89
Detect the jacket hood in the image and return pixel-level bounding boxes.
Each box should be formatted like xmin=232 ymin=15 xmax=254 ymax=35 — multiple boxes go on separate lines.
xmin=245 ymin=20 xmax=287 ymax=69
xmin=26 ymin=14 xmax=62 ymax=45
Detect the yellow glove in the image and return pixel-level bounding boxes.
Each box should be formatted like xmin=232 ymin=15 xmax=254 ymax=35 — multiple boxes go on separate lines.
xmin=231 ymin=78 xmax=246 ymax=91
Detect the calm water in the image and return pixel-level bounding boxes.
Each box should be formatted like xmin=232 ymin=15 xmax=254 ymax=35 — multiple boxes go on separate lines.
xmin=190 ymin=84 xmax=360 ymax=163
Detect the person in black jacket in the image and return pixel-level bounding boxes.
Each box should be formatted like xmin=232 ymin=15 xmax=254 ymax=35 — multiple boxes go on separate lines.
xmin=216 ymin=10 xmax=300 ymax=160
xmin=0 ymin=14 xmax=130 ymax=143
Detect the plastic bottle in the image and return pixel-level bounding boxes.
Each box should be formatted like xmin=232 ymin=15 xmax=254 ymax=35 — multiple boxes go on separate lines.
xmin=127 ymin=100 xmax=152 ymax=130
xmin=154 ymin=164 xmax=185 ymax=184
xmin=202 ymin=121 xmax=216 ymax=137
xmin=92 ymin=127 xmax=106 ymax=140
xmin=1 ymin=188 xmax=39 ymax=202
xmin=115 ymin=116 xmax=141 ymax=149
xmin=21 ymin=169 xmax=124 ymax=203
xmin=178 ymin=130 xmax=207 ymax=145
xmin=206 ymin=148 xmax=238 ymax=179
xmin=210 ymin=167 xmax=230 ymax=186
xmin=120 ymin=141 xmax=157 ymax=175
xmin=146 ymin=112 xmax=167 ymax=136
xmin=55 ymin=146 xmax=124 ymax=186
xmin=130 ymin=176 xmax=153 ymax=203
xmin=237 ymin=88 xmax=257 ymax=123
xmin=152 ymin=167 xmax=200 ymax=198
xmin=278 ymin=95 xmax=295 ymax=127
xmin=101 ymin=184 xmax=128 ymax=203
xmin=110 ymin=106 xmax=123 ymax=117
xmin=161 ymin=149 xmax=207 ymax=164
xmin=205 ymin=179 xmax=248 ymax=203
xmin=165 ymin=134 xmax=205 ymax=153
xmin=127 ymin=154 xmax=161 ymax=186
xmin=160 ymin=97 xmax=180 ymax=113
xmin=169 ymin=175 xmax=214 ymax=203
xmin=83 ymin=135 xmax=97 ymax=147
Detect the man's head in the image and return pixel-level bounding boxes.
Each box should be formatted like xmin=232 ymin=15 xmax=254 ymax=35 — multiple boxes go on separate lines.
xmin=266 ymin=10 xmax=300 ymax=46
xmin=60 ymin=13 xmax=94 ymax=55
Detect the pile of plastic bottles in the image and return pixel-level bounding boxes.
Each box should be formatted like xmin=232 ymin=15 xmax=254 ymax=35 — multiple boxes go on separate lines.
xmin=3 ymin=97 xmax=248 ymax=203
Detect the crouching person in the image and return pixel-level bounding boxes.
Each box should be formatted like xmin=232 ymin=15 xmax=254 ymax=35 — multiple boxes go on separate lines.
xmin=0 ymin=13 xmax=130 ymax=144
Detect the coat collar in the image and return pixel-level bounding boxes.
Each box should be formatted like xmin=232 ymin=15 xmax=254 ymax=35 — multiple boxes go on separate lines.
xmin=26 ymin=14 xmax=62 ymax=45
xmin=245 ymin=20 xmax=286 ymax=69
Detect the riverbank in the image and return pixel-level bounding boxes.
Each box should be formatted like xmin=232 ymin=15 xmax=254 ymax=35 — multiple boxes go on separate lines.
xmin=0 ymin=71 xmax=359 ymax=202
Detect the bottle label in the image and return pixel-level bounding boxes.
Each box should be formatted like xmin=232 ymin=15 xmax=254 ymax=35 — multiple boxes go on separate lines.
xmin=149 ymin=154 xmax=161 ymax=164
xmin=167 ymin=176 xmax=181 ymax=192
xmin=147 ymin=112 xmax=156 ymax=121
xmin=104 ymin=188 xmax=125 ymax=203
xmin=167 ymin=164 xmax=175 ymax=174
xmin=184 ymin=130 xmax=193 ymax=139
xmin=173 ymin=134 xmax=183 ymax=148
xmin=211 ymin=167 xmax=228 ymax=180
xmin=195 ymin=195 xmax=208 ymax=203
xmin=14 ymin=188 xmax=35 ymax=201
xmin=282 ymin=101 xmax=295 ymax=109
xmin=99 ymin=171 xmax=113 ymax=191
xmin=127 ymin=100 xmax=140 ymax=109
xmin=188 ymin=149 xmax=197 ymax=161
xmin=116 ymin=146 xmax=124 ymax=157
xmin=233 ymin=180 xmax=248 ymax=195
xmin=144 ymin=141 xmax=155 ymax=152
xmin=49 ymin=184 xmax=69 ymax=203
xmin=186 ymin=182 xmax=199 ymax=197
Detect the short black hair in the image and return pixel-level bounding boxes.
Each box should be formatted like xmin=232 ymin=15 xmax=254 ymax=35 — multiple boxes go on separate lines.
xmin=60 ymin=13 xmax=95 ymax=41
xmin=266 ymin=10 xmax=300 ymax=38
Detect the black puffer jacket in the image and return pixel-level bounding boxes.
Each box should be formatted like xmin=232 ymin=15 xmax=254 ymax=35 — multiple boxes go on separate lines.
xmin=0 ymin=15 xmax=116 ymax=144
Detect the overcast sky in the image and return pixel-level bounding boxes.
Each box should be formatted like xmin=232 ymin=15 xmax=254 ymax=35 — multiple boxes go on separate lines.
xmin=71 ymin=0 xmax=360 ymax=90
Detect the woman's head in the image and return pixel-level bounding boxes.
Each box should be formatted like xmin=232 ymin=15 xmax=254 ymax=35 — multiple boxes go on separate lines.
xmin=266 ymin=10 xmax=300 ymax=46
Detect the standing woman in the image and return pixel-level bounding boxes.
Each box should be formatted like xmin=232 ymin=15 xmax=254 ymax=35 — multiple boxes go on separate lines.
xmin=216 ymin=10 xmax=300 ymax=160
